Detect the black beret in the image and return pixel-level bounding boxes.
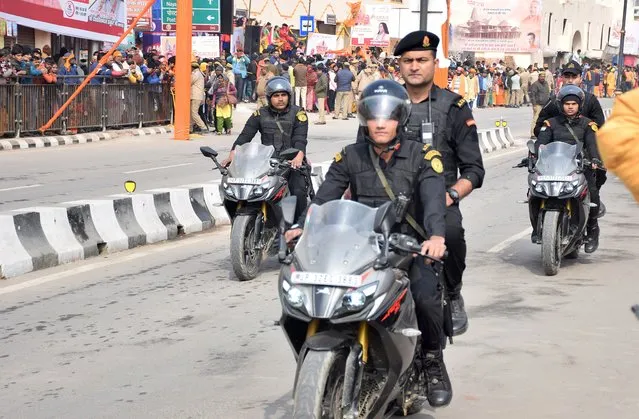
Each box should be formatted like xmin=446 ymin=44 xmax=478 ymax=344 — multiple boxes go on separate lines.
xmin=394 ymin=31 xmax=439 ymax=56
xmin=562 ymin=60 xmax=582 ymax=75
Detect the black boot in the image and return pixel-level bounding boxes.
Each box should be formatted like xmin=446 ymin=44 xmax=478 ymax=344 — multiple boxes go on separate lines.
xmin=451 ymin=294 xmax=468 ymax=336
xmin=585 ymin=223 xmax=600 ymax=253
xmin=425 ymin=350 xmax=453 ymax=407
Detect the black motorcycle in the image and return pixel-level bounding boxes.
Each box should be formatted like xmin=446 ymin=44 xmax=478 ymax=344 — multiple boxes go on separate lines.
xmin=277 ymin=197 xmax=444 ymax=418
xmin=515 ymin=140 xmax=598 ymax=275
xmin=200 ymin=143 xmax=312 ymax=281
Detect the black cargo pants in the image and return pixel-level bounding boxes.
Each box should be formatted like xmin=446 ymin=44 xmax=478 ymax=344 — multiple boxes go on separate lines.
xmin=409 ymin=257 xmax=445 ymax=351
xmin=443 ymin=205 xmax=466 ymax=298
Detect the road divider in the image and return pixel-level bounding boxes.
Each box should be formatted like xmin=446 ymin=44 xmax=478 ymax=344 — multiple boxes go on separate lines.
xmin=0 ymin=140 xmax=524 ymax=279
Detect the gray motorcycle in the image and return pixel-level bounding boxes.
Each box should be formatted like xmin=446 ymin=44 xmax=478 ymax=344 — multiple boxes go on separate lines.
xmin=517 ymin=140 xmax=594 ymax=275
xmin=277 ymin=198 xmax=445 ymax=418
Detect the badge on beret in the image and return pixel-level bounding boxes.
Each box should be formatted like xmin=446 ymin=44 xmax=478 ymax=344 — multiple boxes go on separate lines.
xmin=334 ymin=151 xmax=342 ymax=163
xmin=431 ymin=157 xmax=444 ymax=174
xmin=567 ymin=63 xmax=574 ymax=68
xmin=296 ymin=110 xmax=308 ymax=122
xmin=424 ymin=149 xmax=441 ymax=161
xmin=423 ymin=36 xmax=430 ymax=48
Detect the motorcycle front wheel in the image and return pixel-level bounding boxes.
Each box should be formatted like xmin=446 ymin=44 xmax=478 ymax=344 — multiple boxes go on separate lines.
xmin=293 ymin=350 xmax=346 ymax=419
xmin=230 ymin=213 xmax=262 ymax=281
xmin=541 ymin=211 xmax=562 ymax=276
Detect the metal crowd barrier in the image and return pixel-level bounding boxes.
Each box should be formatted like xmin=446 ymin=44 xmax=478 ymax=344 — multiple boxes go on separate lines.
xmin=0 ymin=76 xmax=174 ymax=138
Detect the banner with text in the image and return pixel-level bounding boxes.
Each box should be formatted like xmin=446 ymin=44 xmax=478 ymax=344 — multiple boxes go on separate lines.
xmin=127 ymin=0 xmax=152 ymax=30
xmin=350 ymin=4 xmax=391 ymax=48
xmin=450 ymin=0 xmax=542 ymax=53
xmin=306 ymin=33 xmax=338 ymax=58
xmin=160 ymin=36 xmax=220 ymax=59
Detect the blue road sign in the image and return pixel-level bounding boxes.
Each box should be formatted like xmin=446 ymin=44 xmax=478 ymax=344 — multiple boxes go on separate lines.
xmin=299 ymin=15 xmax=315 ymax=36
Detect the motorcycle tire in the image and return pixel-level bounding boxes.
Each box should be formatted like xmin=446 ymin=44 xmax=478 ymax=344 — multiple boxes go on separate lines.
xmin=230 ymin=213 xmax=262 ymax=281
xmin=293 ymin=350 xmax=347 ymax=419
xmin=541 ymin=211 xmax=562 ymax=276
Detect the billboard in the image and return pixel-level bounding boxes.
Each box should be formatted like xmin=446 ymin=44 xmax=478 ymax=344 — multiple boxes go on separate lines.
xmin=160 ymin=36 xmax=220 ymax=59
xmin=351 ymin=4 xmax=391 ymax=48
xmin=127 ymin=0 xmax=152 ymax=30
xmin=0 ymin=0 xmax=126 ymax=42
xmin=306 ymin=33 xmax=338 ymax=57
xmin=450 ymin=0 xmax=543 ymax=53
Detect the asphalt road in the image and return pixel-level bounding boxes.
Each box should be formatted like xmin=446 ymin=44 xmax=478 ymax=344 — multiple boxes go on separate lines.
xmin=1 ymin=98 xmax=613 ymax=213
xmin=1 ymin=114 xmax=638 ymax=418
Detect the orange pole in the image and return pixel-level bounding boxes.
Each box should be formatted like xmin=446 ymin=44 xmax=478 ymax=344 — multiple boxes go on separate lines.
xmin=173 ymin=0 xmax=193 ymax=140
xmin=38 ymin=0 xmax=155 ymax=134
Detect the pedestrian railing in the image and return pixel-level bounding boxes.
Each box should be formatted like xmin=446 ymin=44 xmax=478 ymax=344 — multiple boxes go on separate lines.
xmin=0 ymin=76 xmax=174 ymax=138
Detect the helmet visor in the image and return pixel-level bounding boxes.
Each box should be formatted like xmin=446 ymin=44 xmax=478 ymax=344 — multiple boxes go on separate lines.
xmin=357 ymin=95 xmax=410 ymax=126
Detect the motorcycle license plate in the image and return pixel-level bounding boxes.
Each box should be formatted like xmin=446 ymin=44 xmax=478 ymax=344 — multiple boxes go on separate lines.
xmin=537 ymin=175 xmax=573 ymax=181
xmin=291 ymin=272 xmax=362 ymax=288
xmin=227 ymin=177 xmax=261 ymax=185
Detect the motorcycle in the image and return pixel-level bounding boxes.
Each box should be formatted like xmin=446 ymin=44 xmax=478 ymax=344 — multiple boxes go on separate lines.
xmin=277 ymin=197 xmax=445 ymax=418
xmin=200 ymin=142 xmax=312 ymax=281
xmin=515 ymin=140 xmax=595 ymax=276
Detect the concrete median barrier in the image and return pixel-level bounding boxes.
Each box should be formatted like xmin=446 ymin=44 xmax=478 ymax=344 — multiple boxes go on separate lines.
xmin=477 ymin=127 xmax=519 ymax=153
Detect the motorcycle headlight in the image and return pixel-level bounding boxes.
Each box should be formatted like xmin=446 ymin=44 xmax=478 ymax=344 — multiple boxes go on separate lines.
xmin=534 ymin=183 xmax=544 ymax=193
xmin=286 ymin=286 xmax=305 ymax=309
xmin=224 ymin=185 xmax=235 ymax=197
xmin=342 ymin=282 xmax=377 ymax=312
xmin=562 ymin=183 xmax=574 ymax=193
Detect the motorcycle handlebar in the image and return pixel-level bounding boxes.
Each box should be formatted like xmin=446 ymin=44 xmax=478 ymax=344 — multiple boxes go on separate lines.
xmin=388 ymin=233 xmax=447 ymax=265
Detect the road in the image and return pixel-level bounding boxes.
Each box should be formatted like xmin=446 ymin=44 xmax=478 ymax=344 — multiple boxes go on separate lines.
xmin=2 ymin=97 xmax=637 ymax=419
xmin=0 ymin=99 xmax=613 ymax=213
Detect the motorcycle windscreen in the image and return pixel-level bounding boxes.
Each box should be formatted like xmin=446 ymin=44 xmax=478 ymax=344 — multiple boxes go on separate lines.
xmin=295 ymin=200 xmax=380 ymax=275
xmin=535 ymin=142 xmax=579 ymax=176
xmin=228 ymin=142 xmax=275 ymax=179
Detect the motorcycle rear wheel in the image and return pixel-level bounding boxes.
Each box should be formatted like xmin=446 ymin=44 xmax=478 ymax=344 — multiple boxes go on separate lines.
xmin=541 ymin=211 xmax=562 ymax=276
xmin=230 ymin=213 xmax=262 ymax=281
xmin=293 ymin=350 xmax=346 ymax=419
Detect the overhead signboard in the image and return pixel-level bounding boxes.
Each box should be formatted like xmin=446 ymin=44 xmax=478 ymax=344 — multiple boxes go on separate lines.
xmin=161 ymin=0 xmax=220 ymax=32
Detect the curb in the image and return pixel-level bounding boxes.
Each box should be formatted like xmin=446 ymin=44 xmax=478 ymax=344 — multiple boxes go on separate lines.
xmin=0 ymin=126 xmax=172 ymax=151
xmin=0 ymin=182 xmax=229 ymax=279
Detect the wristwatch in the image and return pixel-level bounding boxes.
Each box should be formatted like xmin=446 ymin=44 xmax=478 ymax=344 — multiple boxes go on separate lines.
xmin=447 ymin=188 xmax=460 ymax=205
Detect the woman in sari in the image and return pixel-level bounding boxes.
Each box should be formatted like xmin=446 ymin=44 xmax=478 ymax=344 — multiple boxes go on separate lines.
xmin=260 ymin=22 xmax=272 ymax=53
xmin=493 ymin=72 xmax=505 ymax=106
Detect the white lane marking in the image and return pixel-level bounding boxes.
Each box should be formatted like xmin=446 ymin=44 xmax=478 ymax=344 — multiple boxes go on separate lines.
xmin=488 ymin=227 xmax=533 ymax=253
xmin=0 ymin=184 xmax=42 ymax=192
xmin=483 ymin=146 xmax=526 ymax=161
xmin=124 ymin=162 xmax=193 ymax=174
xmin=0 ymin=235 xmax=212 ymax=296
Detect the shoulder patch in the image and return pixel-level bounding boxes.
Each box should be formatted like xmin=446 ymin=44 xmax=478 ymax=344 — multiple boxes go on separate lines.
xmin=589 ymin=121 xmax=598 ymax=132
xmin=455 ymin=98 xmax=467 ymax=108
xmin=543 ymin=120 xmax=551 ymax=127
xmin=431 ymin=157 xmax=444 ymax=174
xmin=334 ymin=151 xmax=342 ymax=163
xmin=296 ymin=110 xmax=308 ymax=122
xmin=424 ymin=150 xmax=442 ymax=161
xmin=252 ymin=109 xmax=260 ymax=117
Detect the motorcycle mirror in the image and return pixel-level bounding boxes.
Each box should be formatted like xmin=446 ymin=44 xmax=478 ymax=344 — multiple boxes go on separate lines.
xmin=200 ymin=146 xmax=218 ymax=158
xmin=526 ymin=140 xmax=535 ymax=154
xmin=373 ymin=201 xmax=394 ymax=235
xmin=280 ymin=148 xmax=300 ymax=160
xmin=280 ymin=196 xmax=298 ymax=225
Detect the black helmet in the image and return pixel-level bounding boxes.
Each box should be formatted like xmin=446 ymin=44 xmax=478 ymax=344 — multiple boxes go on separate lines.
xmin=357 ymin=80 xmax=411 ymax=127
xmin=556 ymin=85 xmax=584 ymax=114
xmin=265 ymin=76 xmax=292 ymax=101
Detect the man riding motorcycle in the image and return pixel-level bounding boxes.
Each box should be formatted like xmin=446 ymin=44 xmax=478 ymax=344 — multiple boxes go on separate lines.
xmin=222 ymin=76 xmax=310 ymax=219
xmin=286 ymin=80 xmax=454 ymax=408
xmin=534 ymin=84 xmax=603 ymax=252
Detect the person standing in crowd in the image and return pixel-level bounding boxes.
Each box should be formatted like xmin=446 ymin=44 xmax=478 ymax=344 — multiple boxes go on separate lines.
xmin=190 ymin=59 xmax=208 ymax=134
xmin=605 ymin=67 xmax=616 ymax=97
xmin=529 ymin=72 xmax=550 ymax=138
xmin=328 ymin=62 xmax=337 ymax=113
xmin=520 ymin=66 xmax=531 ymax=105
xmin=314 ymin=63 xmax=329 ymax=125
xmin=494 ymin=71 xmax=506 ymax=106
xmin=293 ymin=59 xmax=308 ymax=109
xmin=212 ymin=76 xmax=237 ymax=135
xmin=451 ymin=67 xmax=468 ymax=98
xmin=227 ymin=48 xmax=249 ymax=102
xmin=466 ymin=68 xmax=479 ymax=109
xmin=306 ymin=61 xmax=318 ymax=112
xmin=333 ymin=62 xmax=355 ymax=120
xmin=508 ymin=69 xmax=522 ymax=108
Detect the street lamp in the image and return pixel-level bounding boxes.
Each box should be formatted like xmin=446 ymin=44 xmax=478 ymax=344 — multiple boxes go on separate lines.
xmin=616 ymin=0 xmax=628 ymax=95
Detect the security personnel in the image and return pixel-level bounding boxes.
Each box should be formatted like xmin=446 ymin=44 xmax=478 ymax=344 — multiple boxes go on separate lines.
xmin=533 ymin=61 xmax=607 ymax=193
xmin=534 ymin=61 xmax=605 ymax=137
xmin=535 ymin=85 xmax=603 ymax=252
xmin=357 ymin=31 xmax=485 ymax=337
xmin=223 ymin=76 xmax=309 ymax=219
xmin=287 ymin=80 xmax=453 ymax=408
